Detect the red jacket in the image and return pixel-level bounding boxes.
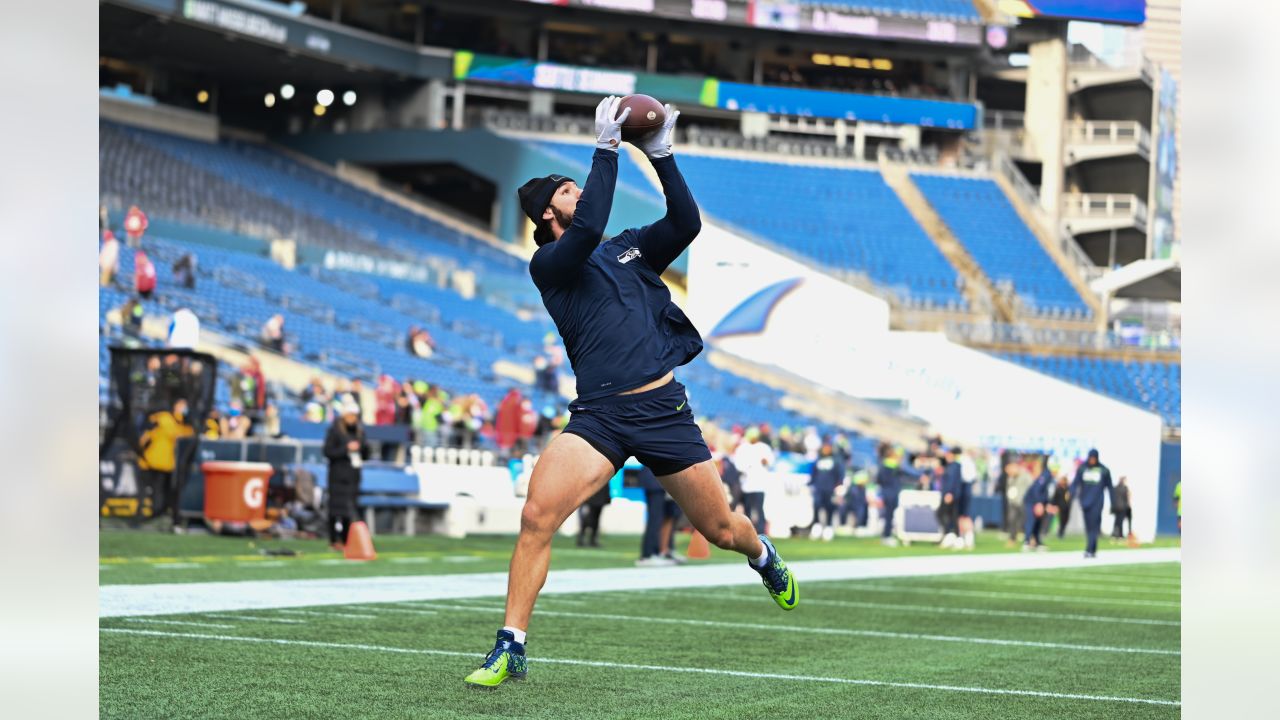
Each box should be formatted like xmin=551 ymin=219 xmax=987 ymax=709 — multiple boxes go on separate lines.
xmin=135 ymin=251 xmax=156 ymax=293
xmin=495 ymin=390 xmax=524 ymax=450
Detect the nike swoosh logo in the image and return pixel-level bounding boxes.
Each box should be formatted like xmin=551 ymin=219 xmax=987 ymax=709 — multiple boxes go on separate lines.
xmin=676 ymin=401 xmax=686 ymax=411
xmin=784 ymin=577 xmax=796 ymax=606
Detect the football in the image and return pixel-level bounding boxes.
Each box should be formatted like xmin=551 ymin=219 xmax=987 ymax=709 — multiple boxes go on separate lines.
xmin=619 ymin=94 xmax=666 ymax=141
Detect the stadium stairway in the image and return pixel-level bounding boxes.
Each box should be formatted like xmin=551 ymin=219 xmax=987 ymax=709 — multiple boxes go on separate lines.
xmin=987 ymin=167 xmax=1104 ymax=319
xmin=880 ymin=163 xmax=1016 ymax=321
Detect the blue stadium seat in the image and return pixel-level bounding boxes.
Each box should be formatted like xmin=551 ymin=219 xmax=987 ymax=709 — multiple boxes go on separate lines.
xmin=998 ymin=353 xmax=1181 ymax=427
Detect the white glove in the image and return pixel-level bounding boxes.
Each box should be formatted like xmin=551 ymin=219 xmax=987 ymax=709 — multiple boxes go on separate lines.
xmin=637 ymin=105 xmax=679 ymax=159
xmin=594 ymin=95 xmax=632 ymax=152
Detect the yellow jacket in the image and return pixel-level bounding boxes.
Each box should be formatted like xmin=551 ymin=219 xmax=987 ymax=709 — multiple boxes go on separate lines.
xmin=139 ymin=411 xmax=195 ymax=472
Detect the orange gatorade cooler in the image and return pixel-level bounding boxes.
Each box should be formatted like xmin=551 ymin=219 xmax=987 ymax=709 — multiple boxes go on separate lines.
xmin=202 ymin=461 xmax=274 ymax=522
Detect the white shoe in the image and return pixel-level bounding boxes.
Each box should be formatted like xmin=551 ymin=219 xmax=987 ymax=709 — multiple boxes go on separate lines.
xmin=881 ymin=537 xmax=899 ymax=548
xmin=822 ymin=526 xmax=835 ymax=542
xmin=635 ymin=556 xmax=677 ymax=567
xmin=809 ymin=524 xmax=823 ymax=540
xmin=665 ymin=552 xmax=688 ymax=565
xmin=1021 ymin=544 xmax=1032 ymax=553
xmin=941 ymin=533 xmax=958 ymax=549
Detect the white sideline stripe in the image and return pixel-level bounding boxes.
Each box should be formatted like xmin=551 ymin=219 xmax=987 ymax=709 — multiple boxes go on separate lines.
xmin=276 ymin=609 xmax=379 ymax=620
xmin=906 ymin=577 xmax=1180 ymax=596
xmin=405 ymin=603 xmax=1178 ymax=657
xmin=203 ymin=614 xmax=306 ymax=624
xmin=834 ymin=583 xmax=1181 ymax=609
xmin=99 ymin=547 xmax=1181 ymax=617
xmin=389 ymin=558 xmax=433 ymax=564
xmin=651 ymin=589 xmax=1181 ymax=627
xmin=237 ymin=561 xmax=287 ymax=568
xmin=359 ymin=606 xmax=439 ymax=616
xmin=98 ymin=628 xmax=1180 ymax=707
xmin=153 ymin=563 xmax=202 ymax=570
xmin=960 ymin=568 xmax=1181 ymax=587
xmin=122 ymin=619 xmax=236 ymax=630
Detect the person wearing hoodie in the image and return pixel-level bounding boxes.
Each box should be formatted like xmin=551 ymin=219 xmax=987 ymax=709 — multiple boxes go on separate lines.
xmin=1070 ymin=449 xmax=1114 ymax=558
xmin=1023 ymin=460 xmax=1054 ymax=551
xmin=876 ymin=444 xmax=904 ymax=547
xmin=937 ymin=447 xmax=964 ymax=549
xmin=807 ymin=443 xmax=843 ymax=541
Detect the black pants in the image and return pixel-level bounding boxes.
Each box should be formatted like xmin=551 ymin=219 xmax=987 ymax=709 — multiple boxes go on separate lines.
xmin=578 ymin=504 xmax=604 ymax=544
xmin=328 ymin=513 xmax=352 ymax=545
xmin=642 ymin=490 xmax=669 ymax=558
xmin=1083 ymin=508 xmax=1103 ymax=555
xmin=1055 ymin=505 xmax=1071 ymax=538
xmin=742 ymin=492 xmax=767 ymax=534
xmin=138 ymin=469 xmax=173 ymax=519
xmin=1112 ymin=509 xmax=1132 ymax=538
xmin=881 ymin=495 xmax=899 ymax=538
xmin=937 ymin=501 xmax=959 ymax=536
xmin=812 ymin=492 xmax=836 ymax=527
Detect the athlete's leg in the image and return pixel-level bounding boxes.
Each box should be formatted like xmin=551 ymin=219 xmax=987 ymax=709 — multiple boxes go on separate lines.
xmin=504 ymin=432 xmax=616 ymax=631
xmin=657 ymin=460 xmax=763 ymax=558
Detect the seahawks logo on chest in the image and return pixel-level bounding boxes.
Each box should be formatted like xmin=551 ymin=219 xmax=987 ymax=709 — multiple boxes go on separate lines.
xmin=617 ymin=247 xmax=642 ymax=264
xmin=1083 ymin=468 xmax=1103 ymax=484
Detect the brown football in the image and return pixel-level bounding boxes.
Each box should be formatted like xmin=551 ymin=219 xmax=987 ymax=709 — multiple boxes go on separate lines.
xmin=619 ymin=94 xmax=666 ymax=142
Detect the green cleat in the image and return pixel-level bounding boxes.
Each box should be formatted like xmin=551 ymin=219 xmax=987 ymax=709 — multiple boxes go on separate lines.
xmin=464 ymin=629 xmax=527 ymax=690
xmin=751 ymin=534 xmax=798 ymax=611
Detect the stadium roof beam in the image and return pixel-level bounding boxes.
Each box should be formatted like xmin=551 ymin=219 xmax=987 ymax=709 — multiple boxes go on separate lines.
xmin=1089 ymin=259 xmax=1180 ymax=302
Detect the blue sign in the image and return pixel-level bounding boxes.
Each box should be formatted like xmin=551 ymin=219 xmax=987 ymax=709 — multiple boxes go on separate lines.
xmin=716 ymin=82 xmax=979 ymax=130
xmin=1016 ymin=1 xmax=1146 ymax=25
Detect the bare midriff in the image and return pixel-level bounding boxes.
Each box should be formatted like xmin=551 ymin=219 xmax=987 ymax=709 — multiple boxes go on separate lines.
xmin=617 ymin=370 xmax=674 ymax=396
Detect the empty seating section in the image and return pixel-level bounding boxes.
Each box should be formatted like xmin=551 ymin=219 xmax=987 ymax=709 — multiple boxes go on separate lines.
xmin=911 ymin=174 xmax=1090 ymax=318
xmin=530 ymin=140 xmax=663 ymax=204
xmin=1000 ymin=354 xmax=1181 ymax=426
xmin=804 ymin=0 xmax=980 ymax=21
xmin=98 ymin=122 xmax=878 ymax=444
xmin=675 ymin=154 xmax=966 ymax=308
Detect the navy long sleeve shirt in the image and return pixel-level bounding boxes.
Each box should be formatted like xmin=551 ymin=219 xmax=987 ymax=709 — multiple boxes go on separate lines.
xmin=530 ymin=150 xmax=704 ymax=401
xmin=1070 ymin=462 xmax=1113 ymax=512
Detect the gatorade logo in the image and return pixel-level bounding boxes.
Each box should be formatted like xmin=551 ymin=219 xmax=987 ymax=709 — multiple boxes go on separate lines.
xmin=243 ymin=478 xmax=265 ymax=509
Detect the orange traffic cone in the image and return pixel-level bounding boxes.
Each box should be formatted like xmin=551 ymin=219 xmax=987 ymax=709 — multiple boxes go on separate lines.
xmin=344 ymin=521 xmax=377 ymax=561
xmin=687 ymin=529 xmax=710 ymax=560
xmin=1127 ymin=532 xmax=1140 ymax=548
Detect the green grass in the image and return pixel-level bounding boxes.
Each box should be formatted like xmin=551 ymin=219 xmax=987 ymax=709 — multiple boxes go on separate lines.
xmin=99 ymin=528 xmax=1182 ymax=585
xmin=100 ymin=534 xmax=1181 ymax=719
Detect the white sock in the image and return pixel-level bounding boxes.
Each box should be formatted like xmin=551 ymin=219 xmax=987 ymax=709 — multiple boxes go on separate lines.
xmin=502 ymin=626 xmax=526 ymax=644
xmin=751 ymin=544 xmax=769 ymax=568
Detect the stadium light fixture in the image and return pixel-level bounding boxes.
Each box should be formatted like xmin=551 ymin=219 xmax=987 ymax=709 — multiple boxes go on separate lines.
xmin=872 ymin=58 xmax=893 ymax=71
xmin=316 ymin=89 xmax=335 ymax=107
xmin=833 ymin=55 xmax=852 ymax=68
xmin=811 ymin=53 xmax=832 ymax=66
xmin=342 ymin=90 xmax=357 ymax=107
xmin=264 ymin=92 xmax=276 ymax=108
xmin=313 ymin=104 xmax=326 ymax=117
xmin=851 ymin=58 xmax=871 ymax=69
xmin=280 ymin=83 xmax=296 ymax=100
xmin=196 ymin=90 xmax=209 ymax=104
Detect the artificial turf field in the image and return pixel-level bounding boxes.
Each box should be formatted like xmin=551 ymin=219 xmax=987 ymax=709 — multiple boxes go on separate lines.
xmin=100 ymin=531 xmax=1181 ymax=718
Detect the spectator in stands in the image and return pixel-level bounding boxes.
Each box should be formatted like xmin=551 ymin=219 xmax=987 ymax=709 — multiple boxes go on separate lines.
xmin=349 ymin=378 xmax=366 ymax=413
xmin=374 ymin=375 xmax=398 ymax=426
xmin=876 ymin=444 xmax=904 ymax=547
xmin=120 ymin=297 xmax=144 ymax=339
xmin=137 ymin=397 xmax=195 ymax=518
xmin=1050 ymin=475 xmax=1072 ymax=539
xmin=808 ymin=442 xmax=843 ymax=541
xmin=576 ymin=482 xmax=611 ymax=547
xmin=414 ymin=386 xmax=446 ymax=447
xmin=518 ymin=398 xmax=538 ymax=456
xmin=202 ymin=409 xmax=222 ymax=439
xmin=166 ymin=307 xmax=199 ymax=350
xmin=408 ymin=327 xmax=436 ymax=359
xmin=99 ymin=229 xmax=120 ymax=288
xmin=123 ymin=205 xmax=148 ymax=247
xmin=259 ymin=314 xmax=288 ymax=355
xmin=301 ymin=376 xmax=329 ymax=406
xmin=533 ymin=355 xmax=557 ymax=394
xmin=172 ymin=252 xmax=197 ymax=290
xmin=221 ymin=403 xmax=250 ymax=439
xmin=235 ymin=357 xmax=266 ymax=418
xmin=1023 ymin=460 xmax=1053 ymax=552
xmin=1070 ymin=449 xmax=1114 ymax=559
xmin=496 ymin=388 xmax=525 ymax=457
xmin=734 ymin=427 xmax=774 ymax=534
xmin=323 ymin=399 xmax=368 ymax=549
xmin=1111 ymin=476 xmax=1132 ymax=540
xmin=134 ymin=248 xmax=157 ymax=300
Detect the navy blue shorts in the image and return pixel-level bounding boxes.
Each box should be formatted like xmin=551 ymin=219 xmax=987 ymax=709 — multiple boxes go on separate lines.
xmin=563 ymin=379 xmax=712 ymax=477
xmin=958 ymin=482 xmax=973 ymax=516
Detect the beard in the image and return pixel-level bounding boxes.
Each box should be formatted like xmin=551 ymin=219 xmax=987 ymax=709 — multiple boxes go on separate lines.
xmin=551 ymin=205 xmax=574 ymax=229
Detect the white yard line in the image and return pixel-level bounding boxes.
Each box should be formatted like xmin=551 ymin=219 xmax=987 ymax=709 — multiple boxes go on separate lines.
xmin=152 ymin=563 xmax=202 ymax=570
xmin=276 ymin=609 xmax=379 ymax=620
xmin=98 ymin=628 xmax=1180 ymax=707
xmin=405 ymin=603 xmax=1178 ymax=657
xmin=202 ymin=614 xmax=306 ymax=624
xmin=828 ymin=583 xmax=1181 ymax=609
xmin=902 ymin=577 xmax=1180 ymax=596
xmin=358 ymin=606 xmax=439 ymax=617
xmin=648 ymin=589 xmax=1181 ymax=627
xmin=121 ymin=619 xmax=236 ymax=630
xmin=100 ymin=547 xmax=1181 ymax=618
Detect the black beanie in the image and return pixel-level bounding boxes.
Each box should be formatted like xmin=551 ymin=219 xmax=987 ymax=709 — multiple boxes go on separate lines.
xmin=517 ymin=174 xmax=575 ymax=244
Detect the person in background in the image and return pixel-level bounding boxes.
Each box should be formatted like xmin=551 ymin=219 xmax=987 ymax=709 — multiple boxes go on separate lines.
xmin=636 ymin=466 xmax=678 ymax=566
xmin=134 ymin=248 xmax=157 ymax=300
xmin=1023 ymin=460 xmax=1053 ymax=552
xmin=99 ymin=229 xmax=120 ymax=288
xmin=172 ymin=252 xmax=197 ymax=290
xmin=496 ymin=388 xmax=525 ymax=457
xmin=221 ymin=403 xmax=251 ymax=439
xmin=120 ymin=297 xmax=145 ymax=339
xmin=1173 ymin=479 xmax=1182 ymax=534
xmin=1070 ymin=449 xmax=1114 ymax=559
xmin=938 ymin=447 xmax=964 ymax=549
xmin=956 ymin=449 xmax=978 ymax=550
xmin=807 ymin=442 xmax=843 ymax=541
xmin=259 ymin=314 xmax=288 ymax=355
xmin=1050 ymin=475 xmax=1072 ymax=539
xmin=733 ymin=427 xmax=774 ymax=534
xmin=166 ymin=307 xmax=200 ymax=350
xmin=840 ymin=467 xmax=870 ymax=533
xmin=202 ymin=409 xmax=222 ymax=439
xmin=876 ymin=444 xmax=904 ymax=547
xmin=1111 ymin=476 xmax=1132 ymax=541
xmin=123 ymin=204 xmax=148 ymax=247
xmin=137 ymin=397 xmax=195 ymax=519
xmin=576 ymin=481 xmax=611 ymax=547
xmin=323 ymin=399 xmax=368 ymax=549
xmin=235 ymin=357 xmax=266 ymax=420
